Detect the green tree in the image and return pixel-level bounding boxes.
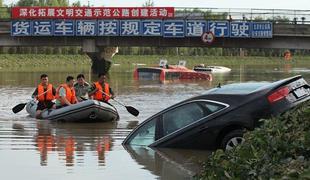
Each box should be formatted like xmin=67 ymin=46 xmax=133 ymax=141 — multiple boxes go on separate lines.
xmin=38 ymin=0 xmax=46 ymax=6
xmin=8 ymin=47 xmax=16 ymax=54
xmin=58 ymin=0 xmax=68 ymax=6
xmin=72 ymin=0 xmax=81 ymax=7
xmin=17 ymin=0 xmax=39 ymax=6
xmin=0 ymin=0 xmax=3 ymax=7
xmin=268 ymin=16 xmax=290 ymax=24
xmin=142 ymin=0 xmax=154 ymax=7
xmin=46 ymin=0 xmax=59 ymax=6
xmin=52 ymin=47 xmax=61 ymax=54
xmin=45 ymin=47 xmax=52 ymax=54
xmin=61 ymin=47 xmax=68 ymax=54
xmin=22 ymin=0 xmax=60 ymax=6
xmin=68 ymin=47 xmax=78 ymax=54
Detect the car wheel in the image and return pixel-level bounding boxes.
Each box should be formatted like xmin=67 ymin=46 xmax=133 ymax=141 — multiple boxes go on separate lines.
xmin=221 ymin=129 xmax=245 ymax=151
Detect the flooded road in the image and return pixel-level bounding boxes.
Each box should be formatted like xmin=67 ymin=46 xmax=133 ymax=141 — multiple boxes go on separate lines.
xmin=0 ymin=62 xmax=309 ymax=179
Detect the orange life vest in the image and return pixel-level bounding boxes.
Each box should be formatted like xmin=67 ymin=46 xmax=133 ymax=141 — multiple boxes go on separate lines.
xmin=36 ymin=135 xmax=55 ymax=153
xmin=37 ymin=84 xmax=54 ymax=101
xmin=93 ymin=82 xmax=110 ymax=102
xmin=56 ymin=84 xmax=77 ymax=105
xmin=65 ymin=137 xmax=75 ymax=164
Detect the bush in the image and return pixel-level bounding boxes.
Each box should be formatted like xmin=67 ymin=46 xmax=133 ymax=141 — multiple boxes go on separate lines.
xmin=8 ymin=47 xmax=16 ymax=54
xmin=199 ymin=101 xmax=310 ymax=179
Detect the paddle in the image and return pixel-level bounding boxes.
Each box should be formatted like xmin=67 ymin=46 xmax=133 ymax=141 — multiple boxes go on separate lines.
xmin=79 ymin=96 xmax=88 ymax=101
xmin=12 ymin=103 xmax=28 ymax=114
xmin=12 ymin=89 xmax=51 ymax=114
xmin=99 ymin=90 xmax=139 ymax=117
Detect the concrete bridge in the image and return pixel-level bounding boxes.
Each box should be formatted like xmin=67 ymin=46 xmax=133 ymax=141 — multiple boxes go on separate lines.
xmin=1 ymin=7 xmax=310 ymax=73
xmin=1 ymin=21 xmax=310 ymax=50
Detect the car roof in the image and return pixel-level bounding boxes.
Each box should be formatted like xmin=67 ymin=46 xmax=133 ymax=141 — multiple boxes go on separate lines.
xmin=206 ymin=82 xmax=271 ymax=95
xmin=205 ymin=75 xmax=304 ymax=96
xmin=145 ymin=75 xmax=304 ymax=120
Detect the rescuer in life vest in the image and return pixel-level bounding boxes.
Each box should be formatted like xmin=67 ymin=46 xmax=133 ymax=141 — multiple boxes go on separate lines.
xmin=55 ymin=76 xmax=77 ymax=109
xmin=32 ymin=74 xmax=56 ymax=119
xmin=89 ymin=73 xmax=115 ymax=102
xmin=284 ymin=50 xmax=292 ymax=61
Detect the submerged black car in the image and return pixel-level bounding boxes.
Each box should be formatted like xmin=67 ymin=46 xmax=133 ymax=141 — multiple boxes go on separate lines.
xmin=123 ymin=75 xmax=310 ymax=150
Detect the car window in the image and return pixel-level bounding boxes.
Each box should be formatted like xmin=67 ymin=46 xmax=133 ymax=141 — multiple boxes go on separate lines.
xmin=128 ymin=117 xmax=157 ymax=146
xmin=204 ymin=103 xmax=223 ymax=113
xmin=162 ymin=102 xmax=225 ymax=136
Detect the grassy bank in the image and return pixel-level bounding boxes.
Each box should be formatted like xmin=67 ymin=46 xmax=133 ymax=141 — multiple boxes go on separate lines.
xmin=198 ymin=101 xmax=310 ymax=179
xmin=0 ymin=54 xmax=91 ymax=70
xmin=0 ymin=54 xmax=310 ymax=70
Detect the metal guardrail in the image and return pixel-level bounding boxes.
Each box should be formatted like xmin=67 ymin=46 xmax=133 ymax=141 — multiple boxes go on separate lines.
xmin=175 ymin=7 xmax=310 ymax=24
xmin=0 ymin=7 xmax=310 ymax=24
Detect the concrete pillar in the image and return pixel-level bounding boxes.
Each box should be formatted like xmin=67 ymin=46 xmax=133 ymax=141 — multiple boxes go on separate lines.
xmin=85 ymin=45 xmax=118 ymax=74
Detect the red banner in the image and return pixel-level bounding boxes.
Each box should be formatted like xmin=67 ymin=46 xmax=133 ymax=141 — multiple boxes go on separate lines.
xmin=11 ymin=7 xmax=174 ymax=19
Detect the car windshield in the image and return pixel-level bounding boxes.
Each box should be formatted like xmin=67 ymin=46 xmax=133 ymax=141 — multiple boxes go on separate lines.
xmin=208 ymin=82 xmax=270 ymax=94
xmin=128 ymin=119 xmax=156 ymax=146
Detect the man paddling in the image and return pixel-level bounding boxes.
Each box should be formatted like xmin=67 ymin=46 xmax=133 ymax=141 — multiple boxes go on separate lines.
xmin=32 ymin=74 xmax=56 ymax=119
xmin=55 ymin=76 xmax=77 ymax=108
xmin=88 ymin=73 xmax=139 ymax=117
xmin=89 ymin=73 xmax=115 ymax=103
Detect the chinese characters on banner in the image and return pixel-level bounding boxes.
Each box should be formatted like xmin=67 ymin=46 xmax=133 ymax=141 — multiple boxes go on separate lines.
xmin=11 ymin=20 xmax=31 ymax=36
xmin=11 ymin=20 xmax=273 ymax=38
xmin=163 ymin=20 xmax=185 ymax=37
xmin=11 ymin=7 xmax=175 ymax=19
xmin=54 ymin=20 xmax=74 ymax=36
xmin=98 ymin=20 xmax=119 ymax=36
xmin=120 ymin=20 xmax=141 ymax=36
xmin=230 ymin=22 xmax=251 ymax=38
xmin=208 ymin=21 xmax=230 ymax=37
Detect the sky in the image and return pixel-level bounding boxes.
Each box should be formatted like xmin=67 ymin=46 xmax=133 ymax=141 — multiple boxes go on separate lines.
xmin=3 ymin=0 xmax=310 ymax=10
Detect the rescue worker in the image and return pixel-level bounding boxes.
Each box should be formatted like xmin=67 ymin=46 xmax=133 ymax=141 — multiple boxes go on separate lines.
xmin=55 ymin=76 xmax=77 ymax=108
xmin=74 ymin=74 xmax=90 ymax=102
xmin=32 ymin=74 xmax=56 ymax=119
xmin=284 ymin=50 xmax=292 ymax=61
xmin=89 ymin=73 xmax=115 ymax=102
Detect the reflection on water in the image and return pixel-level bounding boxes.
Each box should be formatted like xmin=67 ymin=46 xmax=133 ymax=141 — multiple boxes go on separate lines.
xmin=35 ymin=121 xmax=117 ymax=167
xmin=0 ymin=62 xmax=310 ymax=179
xmin=125 ymin=146 xmax=211 ymax=179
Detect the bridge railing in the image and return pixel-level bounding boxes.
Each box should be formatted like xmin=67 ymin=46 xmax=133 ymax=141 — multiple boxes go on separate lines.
xmin=175 ymin=7 xmax=310 ymax=24
xmin=0 ymin=7 xmax=309 ymax=24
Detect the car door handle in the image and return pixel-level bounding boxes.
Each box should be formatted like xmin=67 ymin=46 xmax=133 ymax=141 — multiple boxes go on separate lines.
xmin=198 ymin=125 xmax=209 ymax=132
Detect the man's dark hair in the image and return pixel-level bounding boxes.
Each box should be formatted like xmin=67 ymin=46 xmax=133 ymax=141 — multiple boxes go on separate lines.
xmin=77 ymin=74 xmax=85 ymax=79
xmin=40 ymin=74 xmax=48 ymax=79
xmin=98 ymin=73 xmax=106 ymax=78
xmin=66 ymin=76 xmax=74 ymax=82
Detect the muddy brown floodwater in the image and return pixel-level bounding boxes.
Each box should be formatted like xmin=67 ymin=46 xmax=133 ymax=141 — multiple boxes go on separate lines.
xmin=0 ymin=63 xmax=309 ymax=179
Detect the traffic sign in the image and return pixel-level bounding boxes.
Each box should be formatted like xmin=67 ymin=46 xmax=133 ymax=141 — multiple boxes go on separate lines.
xmin=201 ymin=31 xmax=215 ymax=44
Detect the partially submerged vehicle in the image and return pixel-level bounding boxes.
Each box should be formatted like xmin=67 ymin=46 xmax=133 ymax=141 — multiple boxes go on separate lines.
xmin=123 ymin=75 xmax=310 ymax=150
xmin=193 ymin=64 xmax=231 ymax=73
xmin=133 ymin=60 xmax=212 ymax=82
xmin=26 ymin=99 xmax=119 ymax=122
